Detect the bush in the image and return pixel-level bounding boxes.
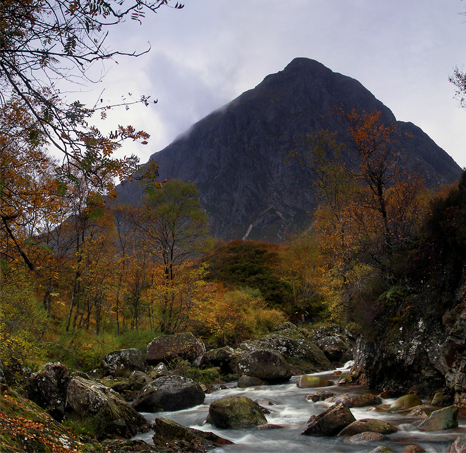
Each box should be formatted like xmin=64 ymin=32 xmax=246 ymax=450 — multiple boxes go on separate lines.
xmin=194 ymin=287 xmax=286 ymax=347
xmin=0 ymin=269 xmax=48 ymax=374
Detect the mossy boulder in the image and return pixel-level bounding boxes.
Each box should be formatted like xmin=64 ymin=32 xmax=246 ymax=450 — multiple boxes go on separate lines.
xmin=296 ymin=375 xmax=333 ymax=389
xmin=418 ymin=405 xmax=458 ymax=431
xmin=209 ymin=396 xmax=267 ymax=428
xmin=0 ymin=388 xmax=86 ymax=452
xmin=315 ymin=335 xmax=350 ymax=362
xmin=66 ymin=375 xmax=147 ymax=438
xmin=204 ymin=346 xmax=239 ymax=374
xmin=338 ymin=419 xmax=398 ymax=436
xmin=389 ymin=394 xmax=422 ymax=410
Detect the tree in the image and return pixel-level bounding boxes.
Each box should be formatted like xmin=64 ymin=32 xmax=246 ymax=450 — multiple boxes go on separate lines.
xmin=341 ymin=109 xmax=426 ymax=276
xmin=450 ymin=67 xmax=466 ymax=110
xmin=0 ymin=0 xmax=181 ymax=270
xmin=292 ymin=113 xmax=428 ymax=323
xmin=132 ymin=179 xmax=212 ymax=333
xmin=0 ymin=0 xmax=182 ymax=169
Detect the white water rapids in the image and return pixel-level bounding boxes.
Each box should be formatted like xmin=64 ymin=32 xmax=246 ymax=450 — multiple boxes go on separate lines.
xmin=134 ymin=364 xmax=466 ymax=452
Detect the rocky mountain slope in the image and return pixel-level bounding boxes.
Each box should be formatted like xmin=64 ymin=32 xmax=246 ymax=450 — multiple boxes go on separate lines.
xmin=117 ymin=58 xmax=462 ymax=242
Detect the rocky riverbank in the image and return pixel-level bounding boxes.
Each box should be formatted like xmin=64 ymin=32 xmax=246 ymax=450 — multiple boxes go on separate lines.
xmin=0 ymin=322 xmax=345 ymax=452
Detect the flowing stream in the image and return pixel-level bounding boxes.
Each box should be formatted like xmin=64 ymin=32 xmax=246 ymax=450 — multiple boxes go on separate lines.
xmin=134 ymin=364 xmax=466 ymax=452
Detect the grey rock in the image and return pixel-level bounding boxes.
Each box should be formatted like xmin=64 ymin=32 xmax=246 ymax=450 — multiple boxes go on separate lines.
xmin=66 ymin=376 xmax=147 ymax=438
xmin=302 ymin=403 xmax=356 ymax=436
xmin=237 ymin=350 xmax=291 ymax=384
xmin=418 ymin=405 xmax=458 ymax=431
xmin=146 ymin=333 xmax=206 ymax=365
xmin=132 ymin=375 xmax=205 ymax=412
xmin=209 ymin=396 xmax=267 ymax=429
xmin=101 ymin=349 xmax=145 ymax=377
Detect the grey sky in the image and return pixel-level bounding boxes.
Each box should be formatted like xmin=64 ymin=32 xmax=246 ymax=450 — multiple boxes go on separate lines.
xmin=80 ymin=0 xmax=466 ymax=168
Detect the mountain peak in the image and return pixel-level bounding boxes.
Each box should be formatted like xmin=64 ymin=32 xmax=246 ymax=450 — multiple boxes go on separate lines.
xmin=117 ymin=59 xmax=461 ymax=242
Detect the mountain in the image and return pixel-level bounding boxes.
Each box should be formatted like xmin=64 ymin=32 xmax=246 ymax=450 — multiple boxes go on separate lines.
xmin=116 ymin=58 xmax=462 ymax=242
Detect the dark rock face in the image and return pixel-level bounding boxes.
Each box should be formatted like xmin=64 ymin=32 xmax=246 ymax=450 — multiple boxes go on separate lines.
xmin=353 ymin=327 xmax=447 ymax=397
xmin=237 ymin=350 xmax=292 ymax=384
xmin=27 ymin=362 xmax=71 ymax=421
xmin=132 ymin=375 xmax=205 ymax=412
xmin=116 ymin=58 xmax=461 ymax=242
xmin=101 ymin=349 xmax=145 ymax=377
xmin=302 ymin=402 xmax=356 ymax=436
xmin=146 ymin=333 xmax=206 ymax=366
xmin=208 ymin=395 xmax=267 ymax=428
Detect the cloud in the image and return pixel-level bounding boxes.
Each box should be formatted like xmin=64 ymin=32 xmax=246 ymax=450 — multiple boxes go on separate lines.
xmin=72 ymin=0 xmax=466 ymax=168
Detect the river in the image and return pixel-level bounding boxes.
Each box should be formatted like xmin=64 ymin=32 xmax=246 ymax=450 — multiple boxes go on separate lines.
xmin=134 ymin=363 xmax=466 ymax=452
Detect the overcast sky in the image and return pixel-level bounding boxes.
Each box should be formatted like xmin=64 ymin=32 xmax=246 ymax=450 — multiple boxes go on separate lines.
xmin=78 ymin=0 xmax=466 ymax=169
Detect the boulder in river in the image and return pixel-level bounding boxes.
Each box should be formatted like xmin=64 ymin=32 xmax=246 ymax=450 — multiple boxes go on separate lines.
xmin=302 ymin=402 xmax=356 ymax=436
xmin=237 ymin=350 xmax=291 ymax=384
xmin=237 ymin=375 xmax=268 ymax=388
xmin=403 ymin=446 xmax=426 ymax=452
xmin=209 ymin=395 xmax=267 ymax=428
xmin=146 ymin=333 xmax=206 ymax=365
xmin=368 ymin=447 xmax=394 ymax=453
xmin=153 ymin=417 xmax=233 ymax=450
xmin=418 ymin=405 xmax=458 ymax=431
xmin=338 ymin=418 xmax=398 ymax=436
xmin=446 ymin=433 xmax=466 ymax=452
xmin=389 ymin=394 xmax=422 ymax=410
xmin=132 ymin=375 xmax=205 ymax=412
xmin=333 ymin=393 xmax=383 ymax=408
xmin=307 ymin=391 xmax=336 ymax=402
xmin=296 ymin=375 xmax=333 ymax=388
xmin=343 ymin=431 xmax=390 ymax=445
xmin=101 ymin=349 xmax=145 ymax=377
